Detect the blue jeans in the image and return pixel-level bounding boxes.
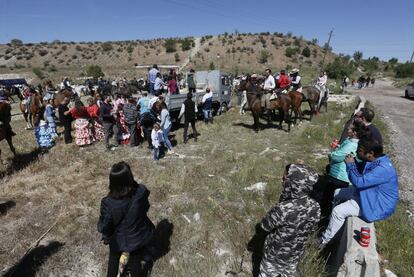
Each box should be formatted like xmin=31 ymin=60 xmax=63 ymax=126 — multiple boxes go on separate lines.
xmin=149 ymin=83 xmax=155 ymax=95
xmin=203 ymin=109 xmax=212 ymax=120
xmin=162 ymin=125 xmax=173 ymax=150
xmin=153 ymin=147 xmax=159 ymax=160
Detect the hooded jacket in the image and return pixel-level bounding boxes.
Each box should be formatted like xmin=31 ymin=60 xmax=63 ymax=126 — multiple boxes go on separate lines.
xmin=97 ymin=182 xmax=155 ymax=252
xmin=346 ymin=155 xmax=398 ymax=222
xmin=329 ymin=138 xmax=359 ymax=183
xmin=259 ymin=164 xmax=321 ymax=277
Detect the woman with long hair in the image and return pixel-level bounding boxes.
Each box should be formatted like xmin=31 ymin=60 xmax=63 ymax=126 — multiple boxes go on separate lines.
xmin=65 ymin=98 xmax=93 ymax=146
xmin=98 ymin=161 xmax=155 ymax=277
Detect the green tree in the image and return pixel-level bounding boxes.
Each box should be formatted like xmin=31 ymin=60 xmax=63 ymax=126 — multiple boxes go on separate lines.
xmin=164 ymin=39 xmax=177 ymax=53
xmin=127 ymin=45 xmax=134 ymax=54
xmin=325 ymin=57 xmax=355 ymax=79
xmin=285 ymin=47 xmax=299 ymax=58
xmin=174 ymin=53 xmax=180 ymax=62
xmin=10 ymin=39 xmax=23 ymax=46
xmin=209 ymin=62 xmax=215 ymax=70
xmin=85 ymin=65 xmax=105 ymax=79
xmin=301 ymin=47 xmax=311 ymax=58
xmin=180 ymin=38 xmax=193 ymax=51
xmin=258 ymin=50 xmax=270 ymax=64
xmin=353 ymin=51 xmax=363 ymax=62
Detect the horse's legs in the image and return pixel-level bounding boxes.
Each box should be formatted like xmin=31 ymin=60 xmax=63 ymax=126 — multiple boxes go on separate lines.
xmin=308 ymin=100 xmax=314 ymax=121
xmin=6 ymin=136 xmax=16 ymax=156
xmin=253 ymin=111 xmax=260 ymax=132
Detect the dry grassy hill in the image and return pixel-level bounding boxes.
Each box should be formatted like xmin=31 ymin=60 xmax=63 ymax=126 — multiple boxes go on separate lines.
xmin=0 ymin=32 xmax=335 ymax=83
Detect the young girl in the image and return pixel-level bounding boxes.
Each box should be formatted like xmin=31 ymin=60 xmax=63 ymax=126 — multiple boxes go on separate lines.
xmin=151 ymin=123 xmax=163 ymax=161
xmin=44 ymin=98 xmax=58 ymax=140
xmin=97 ymin=161 xmax=155 ymax=277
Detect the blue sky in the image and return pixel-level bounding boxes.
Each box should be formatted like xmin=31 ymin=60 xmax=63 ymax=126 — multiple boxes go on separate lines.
xmin=1 ymin=0 xmax=413 ymax=62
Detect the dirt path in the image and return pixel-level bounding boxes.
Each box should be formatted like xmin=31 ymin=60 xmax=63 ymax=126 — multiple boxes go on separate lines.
xmin=349 ymin=79 xmax=414 ymax=216
xmin=179 ymin=37 xmax=201 ymax=71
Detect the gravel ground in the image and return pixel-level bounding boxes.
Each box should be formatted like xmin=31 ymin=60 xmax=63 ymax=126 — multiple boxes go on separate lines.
xmin=349 ymin=79 xmax=414 ymax=218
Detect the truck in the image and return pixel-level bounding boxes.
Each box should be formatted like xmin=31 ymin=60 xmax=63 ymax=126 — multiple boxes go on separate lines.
xmin=165 ymin=70 xmax=232 ymax=117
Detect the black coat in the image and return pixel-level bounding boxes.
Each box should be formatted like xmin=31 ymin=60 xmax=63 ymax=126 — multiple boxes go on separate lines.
xmin=97 ymin=183 xmax=155 ymax=252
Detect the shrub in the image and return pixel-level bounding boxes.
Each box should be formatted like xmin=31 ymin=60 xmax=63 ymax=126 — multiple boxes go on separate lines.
xmin=76 ymin=45 xmax=83 ymax=51
xmin=294 ymin=38 xmax=301 ymax=46
xmin=164 ymin=39 xmax=177 ymax=53
xmin=180 ymin=38 xmax=193 ymax=51
xmin=204 ymin=48 xmax=210 ymax=52
xmin=33 ymin=67 xmax=45 ymax=79
xmin=325 ymin=57 xmax=355 ymax=79
xmin=258 ymin=50 xmax=270 ymax=64
xmin=101 ymin=42 xmax=113 ymax=52
xmin=302 ymin=47 xmax=311 ymax=57
xmin=174 ymin=53 xmax=180 ymax=62
xmin=394 ymin=63 xmax=414 ymax=78
xmin=209 ymin=62 xmax=215 ymax=70
xmin=85 ymin=64 xmax=105 ymax=79
xmin=285 ymin=47 xmax=299 ymax=58
xmin=48 ymin=65 xmax=57 ymax=72
xmin=127 ymin=45 xmax=134 ymax=54
xmin=38 ymin=49 xmax=48 ymax=56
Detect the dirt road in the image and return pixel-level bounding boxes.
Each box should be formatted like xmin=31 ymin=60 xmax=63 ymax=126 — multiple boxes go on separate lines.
xmin=350 ymin=79 xmax=414 ymax=216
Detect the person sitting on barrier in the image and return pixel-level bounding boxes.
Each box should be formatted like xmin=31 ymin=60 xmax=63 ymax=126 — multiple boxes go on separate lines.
xmin=259 ymin=163 xmax=321 ymax=277
xmin=320 ymin=139 xmax=399 ymax=245
xmin=354 ymin=107 xmax=383 ymax=146
xmin=322 ymin=121 xmax=370 ymax=210
xmin=261 ymin=69 xmax=276 ymax=115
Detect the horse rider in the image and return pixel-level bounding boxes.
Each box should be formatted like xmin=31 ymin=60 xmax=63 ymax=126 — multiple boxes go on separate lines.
xmin=290 ymin=68 xmax=302 ymax=92
xmin=63 ymin=77 xmax=72 ymax=89
xmin=316 ymin=71 xmax=328 ymax=111
xmin=277 ymin=70 xmax=291 ymax=93
xmin=23 ymin=85 xmax=35 ymax=113
xmin=0 ymin=89 xmax=16 ymax=137
xmin=261 ymin=69 xmax=276 ymax=114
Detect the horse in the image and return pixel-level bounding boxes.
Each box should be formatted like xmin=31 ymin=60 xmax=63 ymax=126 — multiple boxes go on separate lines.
xmin=0 ymin=101 xmax=16 ymax=159
xmin=19 ymin=90 xmax=44 ymax=129
xmin=52 ymin=88 xmax=78 ymax=108
xmin=238 ymin=77 xmax=292 ymax=132
xmin=288 ymin=91 xmax=303 ymax=125
xmin=3 ymin=86 xmax=23 ymax=103
xmin=300 ymin=86 xmax=320 ymax=120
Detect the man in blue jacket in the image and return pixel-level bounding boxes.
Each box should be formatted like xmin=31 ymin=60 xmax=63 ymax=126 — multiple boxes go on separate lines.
xmin=321 ymin=139 xmax=398 ymax=244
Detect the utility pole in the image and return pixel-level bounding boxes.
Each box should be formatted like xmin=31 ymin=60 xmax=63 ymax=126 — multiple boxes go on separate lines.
xmin=410 ymin=48 xmax=414 ymax=63
xmin=320 ymin=29 xmax=334 ymax=72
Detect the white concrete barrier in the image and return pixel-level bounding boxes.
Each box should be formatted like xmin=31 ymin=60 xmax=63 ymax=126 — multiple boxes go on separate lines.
xmin=334 ymin=217 xmax=380 ymax=277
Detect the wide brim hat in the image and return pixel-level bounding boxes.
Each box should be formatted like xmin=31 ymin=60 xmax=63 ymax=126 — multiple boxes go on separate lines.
xmin=290 ymin=68 xmax=299 ymax=74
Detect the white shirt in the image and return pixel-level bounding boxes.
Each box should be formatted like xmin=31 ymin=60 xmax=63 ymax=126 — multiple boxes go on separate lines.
xmin=151 ymin=129 xmax=163 ymax=148
xmin=202 ymin=91 xmax=213 ymax=103
xmin=263 ymin=75 xmax=276 ymax=90
xmin=318 ymin=75 xmax=327 ymax=86
xmin=154 ymin=77 xmax=165 ymax=90
xmin=148 ymin=96 xmax=159 ymax=109
xmin=292 ymin=75 xmax=301 ymax=85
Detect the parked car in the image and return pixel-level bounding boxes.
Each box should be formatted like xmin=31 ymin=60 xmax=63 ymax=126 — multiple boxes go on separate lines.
xmin=405 ymin=82 xmax=414 ymax=98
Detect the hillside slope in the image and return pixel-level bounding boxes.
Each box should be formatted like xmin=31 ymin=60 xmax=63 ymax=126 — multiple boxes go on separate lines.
xmin=0 ymin=33 xmax=335 ymax=83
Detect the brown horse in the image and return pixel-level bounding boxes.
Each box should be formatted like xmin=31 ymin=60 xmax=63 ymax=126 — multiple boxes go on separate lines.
xmin=301 ymin=86 xmax=320 ymax=120
xmin=288 ymin=91 xmax=303 ymax=124
xmin=0 ymin=101 xmax=16 ymax=159
xmin=19 ymin=90 xmax=44 ymax=129
xmin=52 ymin=88 xmax=76 ymax=107
xmin=238 ymin=77 xmax=292 ymax=132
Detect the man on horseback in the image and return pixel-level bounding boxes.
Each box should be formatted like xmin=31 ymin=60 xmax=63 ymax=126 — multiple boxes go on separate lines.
xmin=315 ymin=71 xmax=328 ymax=111
xmin=261 ymin=69 xmax=276 ymax=114
xmin=290 ymin=68 xmax=302 ymax=92
xmin=277 ymin=70 xmax=291 ymax=93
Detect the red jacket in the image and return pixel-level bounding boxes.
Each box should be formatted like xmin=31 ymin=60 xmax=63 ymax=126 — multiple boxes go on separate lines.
xmin=87 ymin=104 xmax=100 ymax=119
xmin=278 ymin=74 xmax=291 ymax=89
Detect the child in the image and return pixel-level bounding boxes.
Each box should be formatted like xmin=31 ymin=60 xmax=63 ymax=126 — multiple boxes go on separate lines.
xmin=97 ymin=161 xmax=155 ymax=277
xmin=44 ymin=98 xmax=58 ymax=140
xmin=151 ymin=123 xmax=163 ymax=161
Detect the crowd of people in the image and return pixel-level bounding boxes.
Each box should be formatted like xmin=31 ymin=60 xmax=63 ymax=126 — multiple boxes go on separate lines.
xmin=94 ymin=92 xmax=398 ymax=277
